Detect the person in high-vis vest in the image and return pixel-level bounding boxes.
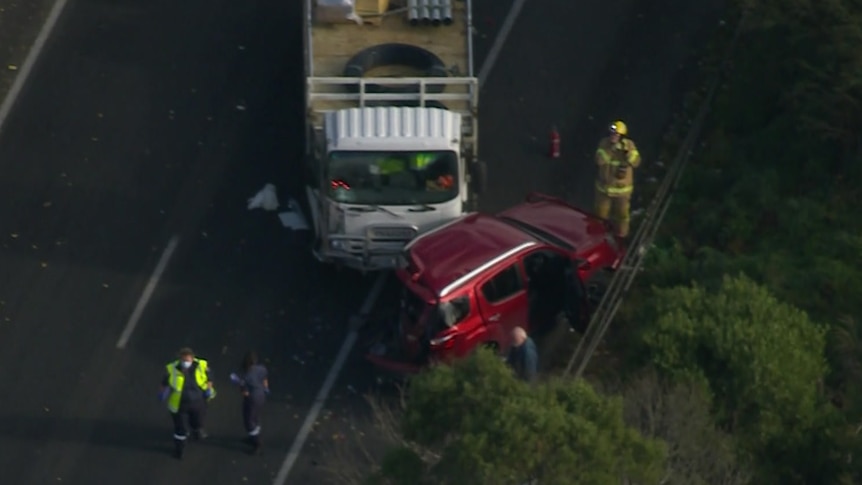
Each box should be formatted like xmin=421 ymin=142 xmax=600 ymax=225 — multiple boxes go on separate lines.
xmin=159 ymin=347 xmax=215 ymax=459
xmin=378 ymin=153 xmax=436 ymax=173
xmin=594 ymin=120 xmax=642 ymax=238
xmin=411 ymin=152 xmax=436 ymax=170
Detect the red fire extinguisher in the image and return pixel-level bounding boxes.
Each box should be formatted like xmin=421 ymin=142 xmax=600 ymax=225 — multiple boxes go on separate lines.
xmin=549 ymin=126 xmax=560 ymax=159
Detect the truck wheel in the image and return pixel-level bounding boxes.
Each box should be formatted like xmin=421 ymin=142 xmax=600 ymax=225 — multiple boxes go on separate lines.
xmin=343 ymin=43 xmax=449 ymax=95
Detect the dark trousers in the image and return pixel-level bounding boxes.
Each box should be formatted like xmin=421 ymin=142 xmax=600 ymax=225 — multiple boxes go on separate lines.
xmin=171 ymin=400 xmax=206 ymax=445
xmin=242 ymin=395 xmax=265 ymax=443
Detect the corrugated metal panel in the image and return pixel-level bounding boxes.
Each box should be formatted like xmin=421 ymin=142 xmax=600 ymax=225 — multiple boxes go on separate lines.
xmin=325 ymin=107 xmax=461 ymax=151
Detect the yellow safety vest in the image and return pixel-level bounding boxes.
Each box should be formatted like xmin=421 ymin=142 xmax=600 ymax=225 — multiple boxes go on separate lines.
xmin=165 ymin=359 xmax=211 ymax=413
xmin=378 ymin=154 xmax=436 ymax=175
xmin=412 ymin=153 xmax=436 ymax=170
xmin=378 ymin=157 xmax=406 ymax=175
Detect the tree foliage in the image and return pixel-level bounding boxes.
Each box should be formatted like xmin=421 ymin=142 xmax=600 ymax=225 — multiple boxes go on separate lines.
xmin=372 ymin=349 xmax=666 ymax=485
xmin=612 ymin=369 xmax=752 ymax=485
xmin=622 ymin=0 xmax=862 ymax=481
xmin=639 ymin=275 xmax=829 ymax=447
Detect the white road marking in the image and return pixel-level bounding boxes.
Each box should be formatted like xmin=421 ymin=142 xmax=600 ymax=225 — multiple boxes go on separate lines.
xmin=273 ymin=271 xmax=387 ymax=485
xmin=116 ymin=236 xmax=181 ymax=349
xmin=478 ymin=0 xmax=528 ymax=87
xmin=0 ymin=0 xmax=70 ymax=136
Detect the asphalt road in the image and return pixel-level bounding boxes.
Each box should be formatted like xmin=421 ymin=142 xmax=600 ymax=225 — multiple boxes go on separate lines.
xmin=0 ymin=0 xmax=724 ymax=484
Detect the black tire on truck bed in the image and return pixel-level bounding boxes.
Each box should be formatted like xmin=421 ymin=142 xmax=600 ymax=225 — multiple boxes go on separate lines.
xmin=343 ymin=43 xmax=450 ymax=95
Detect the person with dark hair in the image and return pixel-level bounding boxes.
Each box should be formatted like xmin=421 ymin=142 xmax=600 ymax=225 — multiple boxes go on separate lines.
xmin=159 ymin=347 xmax=216 ymax=459
xmin=230 ymin=350 xmax=269 ymax=454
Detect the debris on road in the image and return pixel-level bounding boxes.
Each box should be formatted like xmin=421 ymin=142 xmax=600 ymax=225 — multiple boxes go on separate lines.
xmin=247 ymin=183 xmax=279 ymax=211
xmin=278 ymin=198 xmax=309 ymax=230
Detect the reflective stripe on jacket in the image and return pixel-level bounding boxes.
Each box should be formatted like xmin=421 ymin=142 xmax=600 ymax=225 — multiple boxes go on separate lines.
xmin=595 ymin=136 xmax=641 ymax=196
xmin=165 ymin=359 xmax=209 ymax=413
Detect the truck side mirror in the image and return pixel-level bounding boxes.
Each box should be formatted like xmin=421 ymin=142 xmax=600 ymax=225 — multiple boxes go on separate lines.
xmin=469 ymin=160 xmax=488 ymax=195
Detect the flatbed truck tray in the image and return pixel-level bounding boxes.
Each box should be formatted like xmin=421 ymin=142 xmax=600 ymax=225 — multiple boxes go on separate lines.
xmin=304 ymin=0 xmax=478 ymax=137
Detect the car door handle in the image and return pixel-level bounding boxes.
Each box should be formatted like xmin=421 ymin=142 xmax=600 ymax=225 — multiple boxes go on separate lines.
xmin=488 ymin=314 xmax=501 ymax=322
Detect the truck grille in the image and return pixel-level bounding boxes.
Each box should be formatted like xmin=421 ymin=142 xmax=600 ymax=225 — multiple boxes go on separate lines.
xmin=367 ymin=226 xmax=418 ymax=241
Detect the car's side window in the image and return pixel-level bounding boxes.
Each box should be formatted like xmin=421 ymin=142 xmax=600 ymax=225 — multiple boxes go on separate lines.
xmin=481 ymin=263 xmax=524 ymax=303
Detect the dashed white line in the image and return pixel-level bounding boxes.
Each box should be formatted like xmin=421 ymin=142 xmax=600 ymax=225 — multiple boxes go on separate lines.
xmin=0 ymin=0 xmax=70 ymax=136
xmin=478 ymin=0 xmax=528 ymax=87
xmin=116 ymin=236 xmax=181 ymax=349
xmin=273 ymin=271 xmax=387 ymax=485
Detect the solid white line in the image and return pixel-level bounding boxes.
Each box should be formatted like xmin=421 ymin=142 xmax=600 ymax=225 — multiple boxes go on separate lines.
xmin=116 ymin=236 xmax=181 ymax=349
xmin=273 ymin=271 xmax=387 ymax=485
xmin=0 ymin=0 xmax=70 ymax=136
xmin=477 ymin=0 xmax=528 ymax=88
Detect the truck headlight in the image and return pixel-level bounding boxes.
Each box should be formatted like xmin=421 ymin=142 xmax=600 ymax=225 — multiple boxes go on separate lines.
xmin=330 ymin=239 xmax=348 ymax=251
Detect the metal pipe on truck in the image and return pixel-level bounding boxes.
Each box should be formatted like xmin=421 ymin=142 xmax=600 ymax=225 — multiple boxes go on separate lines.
xmin=408 ymin=0 xmax=420 ymax=26
xmin=430 ymin=0 xmax=442 ymax=26
xmin=442 ymin=0 xmax=453 ymax=25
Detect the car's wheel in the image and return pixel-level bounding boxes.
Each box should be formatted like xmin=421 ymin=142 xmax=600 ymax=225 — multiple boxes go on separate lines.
xmin=584 ymin=269 xmax=613 ymax=308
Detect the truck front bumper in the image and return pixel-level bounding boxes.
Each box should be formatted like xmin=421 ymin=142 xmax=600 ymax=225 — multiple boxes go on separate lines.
xmin=313 ymin=232 xmax=412 ymax=271
xmin=313 ymin=246 xmax=401 ymax=272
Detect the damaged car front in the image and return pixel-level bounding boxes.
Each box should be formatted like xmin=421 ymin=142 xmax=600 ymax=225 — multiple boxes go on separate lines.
xmin=366 ymin=275 xmax=471 ymax=378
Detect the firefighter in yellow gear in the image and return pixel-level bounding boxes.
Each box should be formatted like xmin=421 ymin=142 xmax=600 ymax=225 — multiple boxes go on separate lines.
xmin=594 ymin=120 xmax=641 ymax=238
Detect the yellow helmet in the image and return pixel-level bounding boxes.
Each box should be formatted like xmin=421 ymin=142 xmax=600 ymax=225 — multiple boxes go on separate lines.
xmin=609 ymin=120 xmax=628 ymax=136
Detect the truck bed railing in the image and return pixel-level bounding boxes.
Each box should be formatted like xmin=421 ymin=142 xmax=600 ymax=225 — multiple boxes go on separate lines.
xmin=307 ymin=76 xmax=479 ymax=115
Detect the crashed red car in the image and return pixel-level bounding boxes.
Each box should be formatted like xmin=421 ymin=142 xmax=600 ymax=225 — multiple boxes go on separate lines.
xmin=366 ymin=192 xmax=625 ymax=375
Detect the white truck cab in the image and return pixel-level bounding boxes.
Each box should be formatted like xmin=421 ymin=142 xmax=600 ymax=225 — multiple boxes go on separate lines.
xmin=302 ymin=0 xmax=485 ymax=272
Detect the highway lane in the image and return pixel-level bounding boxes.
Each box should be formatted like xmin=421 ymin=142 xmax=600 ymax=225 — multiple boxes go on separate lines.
xmin=0 ymin=0 xmax=727 ymax=484
xmin=288 ymin=0 xmax=728 ymax=481
xmin=0 ymin=0 xmax=376 ymax=483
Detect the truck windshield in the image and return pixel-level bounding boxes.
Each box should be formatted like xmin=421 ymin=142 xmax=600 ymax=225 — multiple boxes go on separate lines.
xmin=326 ymin=150 xmax=459 ymax=205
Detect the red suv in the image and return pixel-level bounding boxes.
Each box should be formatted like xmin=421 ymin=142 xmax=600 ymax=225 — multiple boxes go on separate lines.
xmin=366 ymin=193 xmax=625 ymax=375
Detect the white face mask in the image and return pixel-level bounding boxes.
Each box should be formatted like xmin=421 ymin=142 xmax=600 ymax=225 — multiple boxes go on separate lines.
xmin=180 ymin=360 xmax=192 ymax=369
